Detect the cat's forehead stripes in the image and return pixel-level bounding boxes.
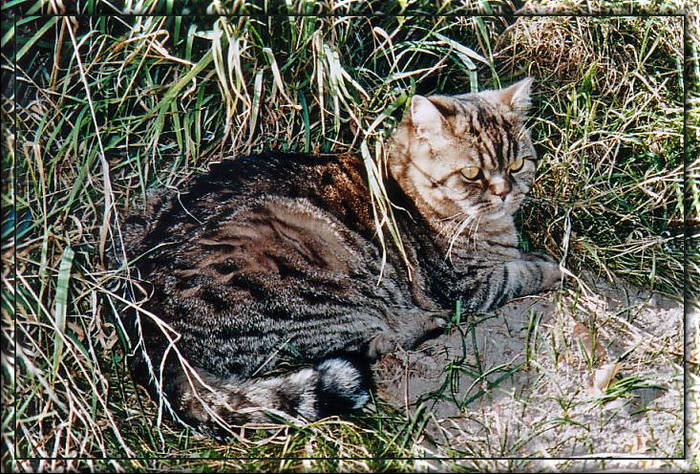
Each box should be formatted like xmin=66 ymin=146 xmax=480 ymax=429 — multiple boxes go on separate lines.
xmin=472 ymin=103 xmax=520 ymax=171
xmin=433 ymin=95 xmax=522 ymax=170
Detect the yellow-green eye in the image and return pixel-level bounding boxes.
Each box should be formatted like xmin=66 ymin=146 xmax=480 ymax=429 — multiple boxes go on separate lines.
xmin=460 ymin=166 xmax=481 ymax=180
xmin=509 ymin=156 xmax=525 ymax=172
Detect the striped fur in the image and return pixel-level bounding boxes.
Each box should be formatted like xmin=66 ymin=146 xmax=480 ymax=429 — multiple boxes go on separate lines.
xmin=121 ymin=79 xmax=560 ymax=438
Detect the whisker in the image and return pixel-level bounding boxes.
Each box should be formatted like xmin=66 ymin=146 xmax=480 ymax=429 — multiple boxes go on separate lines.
xmin=437 ymin=211 xmax=468 ymax=239
xmin=469 ymin=216 xmax=482 ymax=251
xmin=445 ymin=214 xmax=474 ymax=263
xmin=443 ymin=202 xmax=492 ymax=261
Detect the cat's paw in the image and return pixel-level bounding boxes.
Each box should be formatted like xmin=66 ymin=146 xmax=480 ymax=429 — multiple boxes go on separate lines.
xmin=521 ymin=251 xmax=557 ymax=265
xmin=526 ymin=253 xmax=562 ymax=286
xmin=423 ymin=312 xmax=449 ymax=332
xmin=368 ymin=333 xmax=399 ymax=360
xmin=539 ymin=260 xmax=562 ymax=289
xmin=517 ymin=252 xmax=562 ymax=289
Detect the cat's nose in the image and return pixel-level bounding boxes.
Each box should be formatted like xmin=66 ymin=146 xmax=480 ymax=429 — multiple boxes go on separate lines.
xmin=494 ymin=191 xmax=508 ymax=201
xmin=489 ymin=180 xmax=511 ymax=201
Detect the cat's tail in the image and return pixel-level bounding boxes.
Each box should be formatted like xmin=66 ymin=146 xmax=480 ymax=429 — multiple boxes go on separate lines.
xmin=166 ymin=357 xmax=372 ymax=438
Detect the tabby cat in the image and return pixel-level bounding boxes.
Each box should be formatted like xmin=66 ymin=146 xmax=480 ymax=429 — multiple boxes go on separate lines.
xmin=121 ymin=78 xmax=561 ymax=438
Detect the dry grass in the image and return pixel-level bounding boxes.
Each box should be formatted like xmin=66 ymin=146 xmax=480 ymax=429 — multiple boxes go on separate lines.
xmin=503 ymin=15 xmax=686 ymax=293
xmin=1 ymin=0 xmax=697 ymax=472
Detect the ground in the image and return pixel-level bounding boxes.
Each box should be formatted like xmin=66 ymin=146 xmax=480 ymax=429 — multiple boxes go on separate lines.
xmin=375 ymin=276 xmax=685 ymax=460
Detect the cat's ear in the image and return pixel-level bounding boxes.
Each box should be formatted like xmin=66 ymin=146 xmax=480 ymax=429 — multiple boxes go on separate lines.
xmin=410 ymin=95 xmax=444 ymax=138
xmin=496 ymin=77 xmax=533 ymax=113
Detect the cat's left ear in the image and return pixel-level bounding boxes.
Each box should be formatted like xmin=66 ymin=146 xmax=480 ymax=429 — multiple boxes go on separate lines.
xmin=410 ymin=95 xmax=445 ymax=138
xmin=495 ymin=77 xmax=533 ymax=113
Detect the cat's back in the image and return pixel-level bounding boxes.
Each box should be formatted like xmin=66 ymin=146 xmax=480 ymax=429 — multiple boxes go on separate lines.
xmin=126 ymin=152 xmax=373 ymax=255
xmin=122 ymin=151 xmax=387 ymax=316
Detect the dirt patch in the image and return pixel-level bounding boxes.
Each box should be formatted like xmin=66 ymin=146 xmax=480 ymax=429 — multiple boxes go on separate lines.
xmin=374 ymin=276 xmax=684 ymax=458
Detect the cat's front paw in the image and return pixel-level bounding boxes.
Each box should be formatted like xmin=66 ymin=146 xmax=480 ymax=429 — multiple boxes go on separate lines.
xmin=521 ymin=251 xmax=558 ymax=265
xmin=543 ymin=261 xmax=562 ymax=289
xmin=514 ymin=254 xmax=562 ymax=291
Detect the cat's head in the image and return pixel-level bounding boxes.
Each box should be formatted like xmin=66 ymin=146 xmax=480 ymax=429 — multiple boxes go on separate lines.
xmin=388 ymin=78 xmax=537 ymax=230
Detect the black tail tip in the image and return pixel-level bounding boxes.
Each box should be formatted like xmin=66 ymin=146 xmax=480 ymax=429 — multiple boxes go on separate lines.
xmin=315 ymin=357 xmax=372 ymax=417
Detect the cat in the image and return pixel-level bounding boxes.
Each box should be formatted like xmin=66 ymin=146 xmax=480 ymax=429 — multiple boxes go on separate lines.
xmin=120 ymin=78 xmax=561 ymax=439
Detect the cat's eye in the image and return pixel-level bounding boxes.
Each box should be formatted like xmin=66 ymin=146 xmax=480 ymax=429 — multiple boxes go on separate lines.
xmin=460 ymin=166 xmax=481 ymax=180
xmin=509 ymin=156 xmax=525 ymax=173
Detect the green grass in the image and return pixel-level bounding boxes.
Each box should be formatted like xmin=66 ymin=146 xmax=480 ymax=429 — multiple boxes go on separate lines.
xmin=2 ymin=0 xmax=698 ymax=472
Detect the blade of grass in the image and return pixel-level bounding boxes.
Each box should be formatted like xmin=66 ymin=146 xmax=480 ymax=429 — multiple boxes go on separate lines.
xmin=16 ymin=17 xmax=58 ymax=62
xmin=51 ymin=246 xmax=74 ymax=381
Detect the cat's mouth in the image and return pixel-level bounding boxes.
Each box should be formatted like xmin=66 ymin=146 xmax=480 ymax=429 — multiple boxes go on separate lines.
xmin=486 ymin=209 xmax=507 ymax=219
xmin=468 ymin=195 xmax=521 ymax=220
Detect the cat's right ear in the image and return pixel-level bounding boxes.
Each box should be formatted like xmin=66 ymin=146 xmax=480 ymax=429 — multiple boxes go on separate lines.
xmin=410 ymin=95 xmax=444 ymax=138
xmin=496 ymin=77 xmax=533 ymax=113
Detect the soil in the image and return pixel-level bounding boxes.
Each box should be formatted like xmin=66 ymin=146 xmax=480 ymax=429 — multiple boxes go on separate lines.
xmin=373 ymin=274 xmax=686 ymax=461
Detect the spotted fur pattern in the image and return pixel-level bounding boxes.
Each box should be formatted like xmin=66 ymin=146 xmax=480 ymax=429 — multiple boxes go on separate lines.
xmin=121 ymin=79 xmax=561 ymax=438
